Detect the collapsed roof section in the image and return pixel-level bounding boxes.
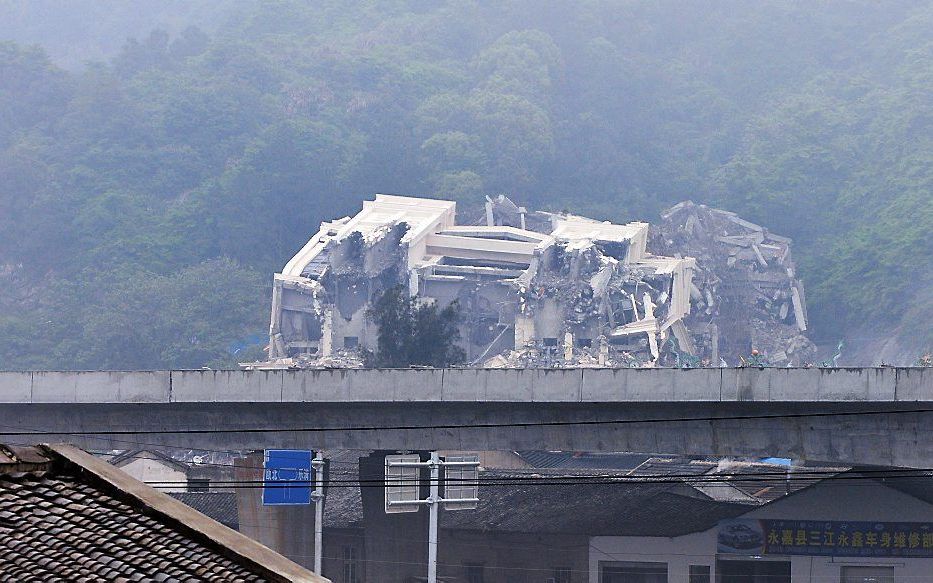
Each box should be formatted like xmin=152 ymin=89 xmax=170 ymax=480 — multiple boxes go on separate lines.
xmin=265 ymin=194 xmax=696 ymax=368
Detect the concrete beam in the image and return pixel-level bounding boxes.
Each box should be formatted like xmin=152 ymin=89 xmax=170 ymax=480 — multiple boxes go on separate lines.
xmin=0 ymin=368 xmax=929 ymax=467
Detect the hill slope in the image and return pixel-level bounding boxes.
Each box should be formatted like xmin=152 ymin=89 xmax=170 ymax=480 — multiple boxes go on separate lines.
xmin=0 ymin=0 xmax=930 ymax=369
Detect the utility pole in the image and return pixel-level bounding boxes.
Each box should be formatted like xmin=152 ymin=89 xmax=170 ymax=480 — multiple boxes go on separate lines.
xmin=427 ymin=452 xmax=440 ymax=583
xmin=311 ymin=452 xmax=325 ymax=575
xmin=261 ymin=449 xmax=325 ymax=575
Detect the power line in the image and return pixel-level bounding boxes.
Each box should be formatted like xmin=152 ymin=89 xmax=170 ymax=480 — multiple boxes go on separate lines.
xmin=8 ymin=437 xmax=916 ymax=482
xmin=73 ymin=443 xmax=886 ymax=479
xmin=51 ymin=441 xmax=920 ymax=484
xmin=143 ymin=471 xmax=933 ymax=489
xmin=16 ymin=436 xmax=855 ymax=478
xmin=2 ymin=405 xmax=931 ymax=436
xmin=144 ymin=466 xmax=933 ymax=484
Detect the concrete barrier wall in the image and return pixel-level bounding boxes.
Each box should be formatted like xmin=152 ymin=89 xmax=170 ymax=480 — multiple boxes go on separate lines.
xmin=0 ymin=367 xmax=929 ymax=403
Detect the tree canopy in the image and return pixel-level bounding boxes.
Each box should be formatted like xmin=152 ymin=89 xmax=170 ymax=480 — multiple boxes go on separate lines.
xmin=0 ymin=0 xmax=930 ymax=369
xmin=367 ymin=286 xmax=465 ymax=368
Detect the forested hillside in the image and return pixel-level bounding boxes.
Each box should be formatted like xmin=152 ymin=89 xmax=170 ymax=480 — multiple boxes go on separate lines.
xmin=1 ymin=0 xmax=930 ymax=369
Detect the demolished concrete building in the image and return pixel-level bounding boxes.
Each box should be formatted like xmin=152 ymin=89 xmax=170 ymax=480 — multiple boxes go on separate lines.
xmin=262 ymin=194 xmax=812 ymax=369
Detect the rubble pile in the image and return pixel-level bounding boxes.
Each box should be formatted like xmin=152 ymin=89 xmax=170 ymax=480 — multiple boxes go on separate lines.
xmin=243 ymin=348 xmax=367 ymax=370
xmin=653 ymin=201 xmax=816 ymax=366
xmin=484 ymin=344 xmax=645 ymax=369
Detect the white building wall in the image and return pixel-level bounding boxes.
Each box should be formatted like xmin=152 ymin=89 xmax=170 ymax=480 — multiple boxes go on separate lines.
xmin=117 ymin=458 xmax=188 ymax=492
xmin=590 ymin=530 xmax=715 ymax=583
xmin=590 ymin=481 xmax=933 ymax=583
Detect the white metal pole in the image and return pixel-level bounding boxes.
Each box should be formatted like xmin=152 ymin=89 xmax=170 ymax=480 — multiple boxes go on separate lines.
xmin=313 ymin=452 xmax=324 ymax=575
xmin=428 ymin=451 xmax=440 ymax=583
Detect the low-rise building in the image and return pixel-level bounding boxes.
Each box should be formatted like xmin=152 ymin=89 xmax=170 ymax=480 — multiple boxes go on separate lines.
xmin=227 ymin=450 xmax=932 ymax=583
xmin=108 ymin=447 xmax=236 ymax=492
xmin=591 ymin=470 xmax=933 ymax=583
xmin=0 ymin=443 xmax=325 ymax=582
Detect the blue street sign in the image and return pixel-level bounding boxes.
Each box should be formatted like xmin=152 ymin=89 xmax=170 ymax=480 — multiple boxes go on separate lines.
xmin=262 ymin=449 xmax=313 ymax=505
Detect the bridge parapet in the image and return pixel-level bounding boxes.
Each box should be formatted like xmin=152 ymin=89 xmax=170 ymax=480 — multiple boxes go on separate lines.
xmin=0 ymin=367 xmax=929 ymax=403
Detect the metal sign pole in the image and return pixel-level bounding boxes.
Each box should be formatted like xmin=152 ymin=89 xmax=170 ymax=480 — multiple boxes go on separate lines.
xmin=427 ymin=452 xmax=440 ymax=583
xmin=384 ymin=452 xmax=479 ymax=583
xmin=311 ymin=452 xmax=325 ymax=575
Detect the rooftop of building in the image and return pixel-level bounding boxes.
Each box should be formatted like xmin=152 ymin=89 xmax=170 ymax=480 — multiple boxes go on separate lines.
xmin=0 ymin=443 xmax=324 ymax=582
xmin=169 ymin=491 xmax=240 ymax=531
xmin=321 ymin=457 xmax=755 ymax=537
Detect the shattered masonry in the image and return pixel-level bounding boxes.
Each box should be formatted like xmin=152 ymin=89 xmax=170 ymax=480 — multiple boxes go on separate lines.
xmin=258 ymin=194 xmax=813 ymax=369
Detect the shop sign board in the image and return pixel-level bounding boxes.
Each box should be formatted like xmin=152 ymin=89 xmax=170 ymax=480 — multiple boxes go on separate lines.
xmin=718 ymin=519 xmax=933 ymax=558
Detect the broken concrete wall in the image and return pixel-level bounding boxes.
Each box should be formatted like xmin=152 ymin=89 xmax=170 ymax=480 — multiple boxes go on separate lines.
xmin=419 ymin=276 xmax=519 ymax=363
xmin=267 ymin=219 xmax=410 ymax=364
xmin=485 ymin=228 xmax=695 ymax=368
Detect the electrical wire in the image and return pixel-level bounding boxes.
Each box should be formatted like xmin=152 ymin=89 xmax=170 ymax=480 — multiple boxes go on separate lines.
xmin=68 ymin=444 xmax=921 ymax=489
xmin=9 ymin=438 xmax=927 ymax=486
xmin=142 ymin=471 xmax=933 ymax=489
xmin=2 ymin=406 xmax=931 ymax=437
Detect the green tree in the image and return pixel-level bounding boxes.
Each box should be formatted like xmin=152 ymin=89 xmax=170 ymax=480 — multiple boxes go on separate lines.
xmin=368 ymin=286 xmax=465 ymax=368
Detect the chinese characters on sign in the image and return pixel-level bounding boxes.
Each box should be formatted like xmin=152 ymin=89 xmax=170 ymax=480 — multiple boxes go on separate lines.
xmin=718 ymin=519 xmax=933 ymax=558
xmin=262 ymin=449 xmax=313 ymax=506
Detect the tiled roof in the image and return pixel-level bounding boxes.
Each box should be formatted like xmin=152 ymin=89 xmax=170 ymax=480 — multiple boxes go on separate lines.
xmin=322 ymin=464 xmax=363 ymax=529
xmin=515 ymin=451 xmax=651 ymax=470
xmin=706 ymin=463 xmax=836 ymax=502
xmin=625 ymin=456 xmax=717 ymax=477
xmin=625 ymin=457 xmax=849 ymax=503
xmin=170 ymin=492 xmax=239 ymax=531
xmin=882 ymin=471 xmax=933 ymax=505
xmin=321 ymin=461 xmax=749 ymax=536
xmin=0 ymin=444 xmax=324 ymax=583
xmin=439 ymin=468 xmax=751 ymax=536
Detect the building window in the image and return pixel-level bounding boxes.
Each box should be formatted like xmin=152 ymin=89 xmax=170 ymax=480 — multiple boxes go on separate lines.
xmin=600 ymin=561 xmax=667 ymax=583
xmin=841 ymin=566 xmax=895 ymax=583
xmin=465 ymin=563 xmax=485 ymax=583
xmin=187 ymin=478 xmax=210 ymax=492
xmin=553 ymin=567 xmax=572 ymax=583
xmin=717 ymin=560 xmax=789 ymax=583
xmin=342 ymin=545 xmax=360 ymax=583
xmin=343 ymin=336 xmax=359 ymax=349
xmin=689 ymin=565 xmax=710 ymax=583
xmin=576 ymin=338 xmax=593 ymax=348
xmin=543 ymin=337 xmax=559 ymax=347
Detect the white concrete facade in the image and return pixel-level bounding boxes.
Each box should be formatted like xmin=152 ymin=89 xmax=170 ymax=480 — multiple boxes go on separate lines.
xmin=589 ymin=479 xmax=933 ymax=583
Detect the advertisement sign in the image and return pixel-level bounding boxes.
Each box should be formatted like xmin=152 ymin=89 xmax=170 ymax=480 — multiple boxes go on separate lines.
xmin=718 ymin=519 xmax=933 ymax=558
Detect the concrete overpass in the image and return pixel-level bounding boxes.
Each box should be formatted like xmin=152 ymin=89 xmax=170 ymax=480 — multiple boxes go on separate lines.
xmin=0 ymin=368 xmax=930 ymax=467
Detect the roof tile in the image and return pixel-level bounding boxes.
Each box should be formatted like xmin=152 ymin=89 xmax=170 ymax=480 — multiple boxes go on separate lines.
xmin=0 ymin=446 xmax=281 ymax=582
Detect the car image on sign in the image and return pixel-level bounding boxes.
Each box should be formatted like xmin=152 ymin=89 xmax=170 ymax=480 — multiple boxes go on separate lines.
xmin=718 ymin=521 xmax=765 ymax=551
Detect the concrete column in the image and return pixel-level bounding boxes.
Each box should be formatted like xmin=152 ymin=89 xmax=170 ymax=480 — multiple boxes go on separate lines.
xmin=234 ymin=452 xmax=317 ymax=569
xmin=360 ymin=452 xmax=430 ymax=583
xmin=321 ymin=309 xmax=334 ymax=356
xmin=514 ymin=315 xmax=535 ymax=350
